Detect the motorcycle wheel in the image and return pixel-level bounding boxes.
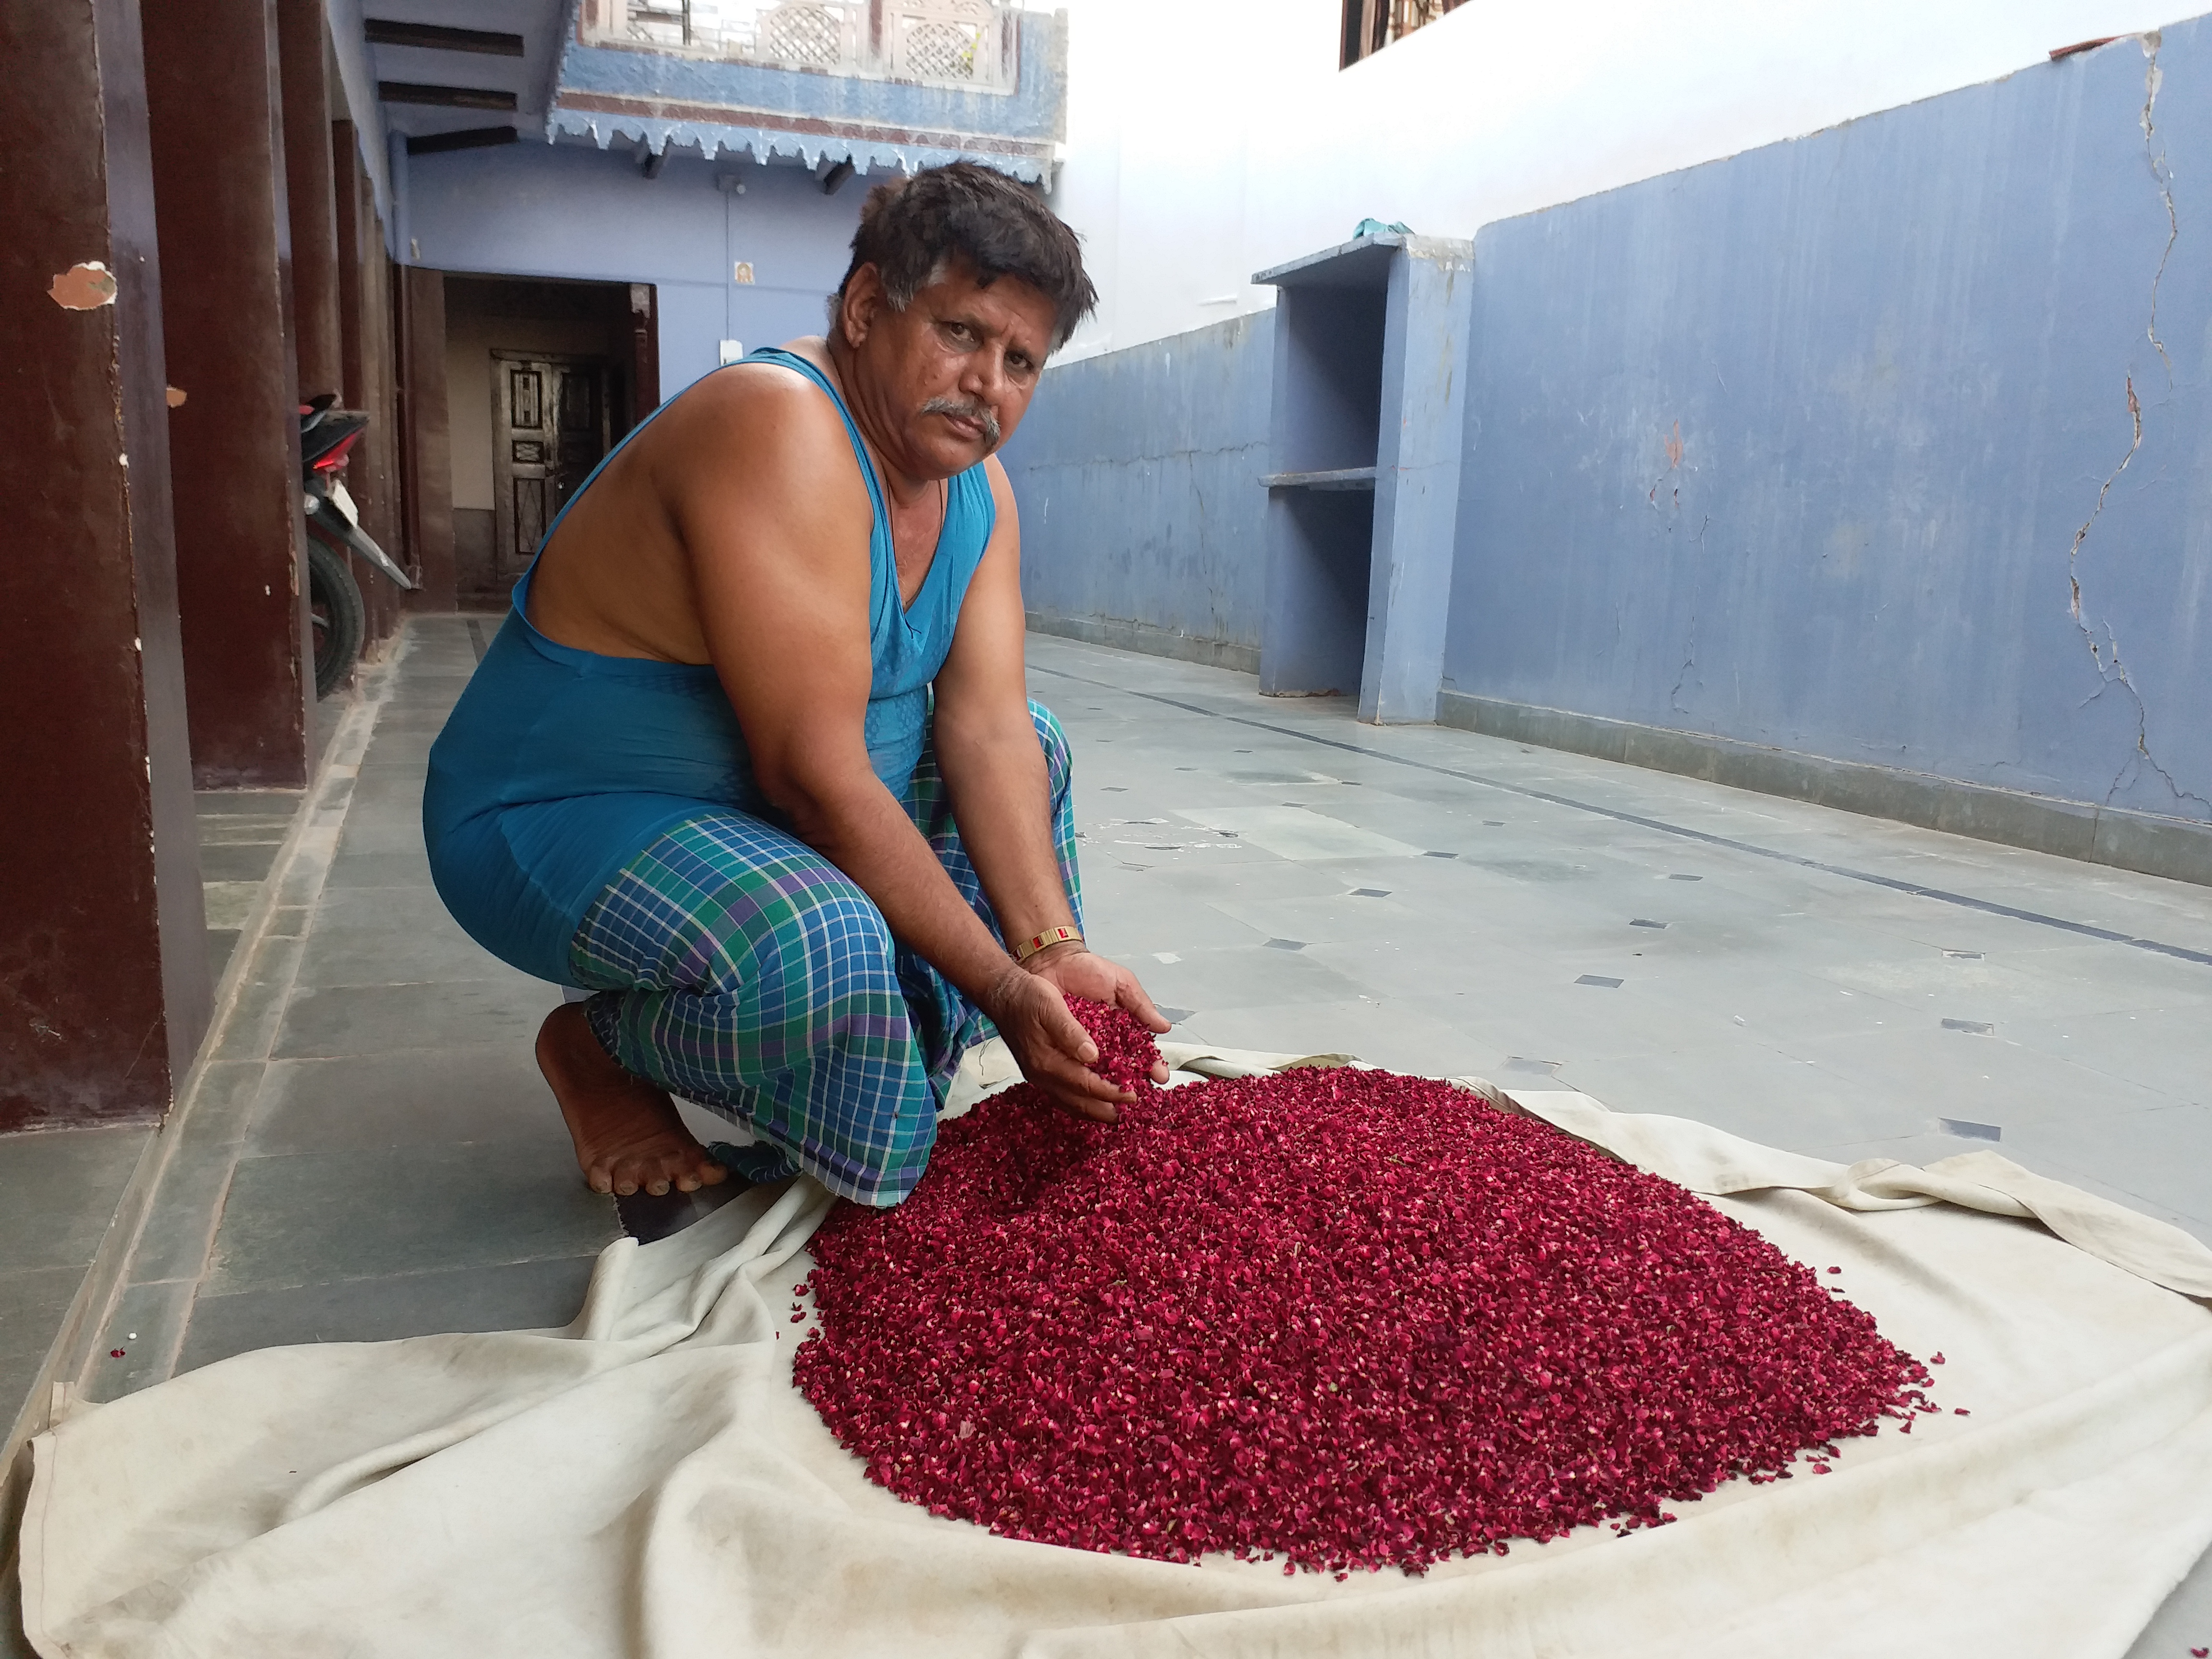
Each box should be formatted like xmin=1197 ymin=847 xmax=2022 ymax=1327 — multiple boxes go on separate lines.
xmin=308 ymin=533 xmax=366 ymax=699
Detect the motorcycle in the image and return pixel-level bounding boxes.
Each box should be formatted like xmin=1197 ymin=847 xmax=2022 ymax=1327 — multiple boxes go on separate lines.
xmin=301 ymin=395 xmax=414 ymax=698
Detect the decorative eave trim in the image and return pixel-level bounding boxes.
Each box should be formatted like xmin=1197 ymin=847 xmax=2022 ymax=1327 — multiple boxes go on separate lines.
xmin=550 ymin=90 xmax=1051 ymax=180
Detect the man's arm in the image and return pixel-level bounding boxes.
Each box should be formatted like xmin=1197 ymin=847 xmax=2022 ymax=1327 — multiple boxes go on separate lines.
xmin=932 ymin=459 xmax=1171 ymax=1085
xmin=660 ymin=373 xmax=1147 ymax=1118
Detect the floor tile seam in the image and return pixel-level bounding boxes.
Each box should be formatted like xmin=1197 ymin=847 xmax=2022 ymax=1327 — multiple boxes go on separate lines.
xmin=231 ymin=1130 xmax=592 ymax=1165
xmin=1957 ymin=1043 xmax=2203 ymax=1108
xmin=1795 ymin=973 xmax=2200 ymax=1022
xmin=291 ymin=971 xmax=543 ymax=992
xmin=1027 ymin=662 xmax=2212 ymax=971
xmin=260 ymin=1041 xmax=538 ymax=1067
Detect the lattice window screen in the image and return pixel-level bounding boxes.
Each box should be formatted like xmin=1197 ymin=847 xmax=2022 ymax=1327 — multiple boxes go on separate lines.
xmin=590 ymin=0 xmax=1009 ymax=88
xmin=904 ymin=18 xmax=981 ymax=80
xmin=762 ymin=3 xmax=841 ymax=65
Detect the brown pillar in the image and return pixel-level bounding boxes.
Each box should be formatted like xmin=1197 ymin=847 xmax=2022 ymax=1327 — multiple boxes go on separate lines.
xmin=144 ymin=0 xmax=312 ymax=788
xmin=401 ymin=265 xmax=457 ymax=608
xmin=0 ymin=0 xmax=212 ymax=1130
xmin=276 ymin=0 xmax=341 ymax=401
xmin=372 ymin=237 xmax=408 ymax=602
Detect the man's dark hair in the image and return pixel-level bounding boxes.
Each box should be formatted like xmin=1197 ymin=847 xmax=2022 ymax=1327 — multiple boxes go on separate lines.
xmin=831 ymin=161 xmax=1097 ymax=350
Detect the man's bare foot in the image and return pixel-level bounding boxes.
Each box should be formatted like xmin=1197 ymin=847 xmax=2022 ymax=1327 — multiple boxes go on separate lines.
xmin=536 ymin=1003 xmax=730 ymax=1197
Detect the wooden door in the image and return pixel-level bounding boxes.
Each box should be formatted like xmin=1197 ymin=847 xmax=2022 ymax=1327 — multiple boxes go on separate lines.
xmin=491 ymin=351 xmax=612 ymax=582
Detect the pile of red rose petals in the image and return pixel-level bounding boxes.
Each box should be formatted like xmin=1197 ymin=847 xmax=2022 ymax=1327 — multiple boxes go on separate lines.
xmin=793 ymin=1001 xmax=1940 ymax=1575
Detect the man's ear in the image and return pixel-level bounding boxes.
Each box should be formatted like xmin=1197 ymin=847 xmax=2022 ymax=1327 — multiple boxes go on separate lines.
xmin=837 ymin=264 xmax=886 ymax=350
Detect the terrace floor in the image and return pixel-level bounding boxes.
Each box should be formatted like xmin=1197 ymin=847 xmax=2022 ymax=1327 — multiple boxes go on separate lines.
xmin=10 ymin=615 xmax=2212 ymax=1652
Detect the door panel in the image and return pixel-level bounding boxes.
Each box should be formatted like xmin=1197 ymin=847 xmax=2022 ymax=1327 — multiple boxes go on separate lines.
xmin=491 ymin=351 xmax=612 ymax=587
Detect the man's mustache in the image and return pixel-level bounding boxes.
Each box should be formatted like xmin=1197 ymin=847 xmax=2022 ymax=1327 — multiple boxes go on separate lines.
xmin=920 ymin=397 xmax=1001 ymax=447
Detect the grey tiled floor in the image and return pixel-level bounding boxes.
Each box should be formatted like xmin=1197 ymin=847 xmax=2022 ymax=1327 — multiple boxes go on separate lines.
xmin=41 ymin=617 xmax=2212 ymax=1650
xmin=196 ymin=789 xmax=300 ymax=982
xmin=1036 ymin=637 xmax=2212 ymax=1244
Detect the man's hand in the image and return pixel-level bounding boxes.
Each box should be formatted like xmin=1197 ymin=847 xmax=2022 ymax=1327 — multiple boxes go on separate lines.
xmin=983 ymin=945 xmax=1172 ymax=1123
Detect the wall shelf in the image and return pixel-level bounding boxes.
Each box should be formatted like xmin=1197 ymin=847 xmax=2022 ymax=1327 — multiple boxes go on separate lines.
xmin=1253 ymin=231 xmax=1473 ymax=721
xmin=1263 ymin=466 xmax=1377 ymax=491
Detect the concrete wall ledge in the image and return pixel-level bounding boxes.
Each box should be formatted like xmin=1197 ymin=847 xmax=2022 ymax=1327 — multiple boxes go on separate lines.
xmin=1436 ymin=691 xmax=2212 ymax=890
xmin=1027 ymin=612 xmax=1260 ymax=676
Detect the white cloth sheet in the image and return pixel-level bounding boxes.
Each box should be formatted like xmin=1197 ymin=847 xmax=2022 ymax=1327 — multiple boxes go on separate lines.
xmin=21 ymin=1050 xmax=2212 ymax=1658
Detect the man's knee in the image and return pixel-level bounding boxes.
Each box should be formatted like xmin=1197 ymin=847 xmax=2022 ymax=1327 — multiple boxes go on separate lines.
xmin=1028 ymin=699 xmax=1072 ymax=796
xmin=677 ymin=848 xmax=897 ymax=1008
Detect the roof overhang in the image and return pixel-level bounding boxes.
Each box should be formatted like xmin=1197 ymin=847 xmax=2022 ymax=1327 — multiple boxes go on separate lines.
xmin=549 ymin=90 xmax=1051 ymax=180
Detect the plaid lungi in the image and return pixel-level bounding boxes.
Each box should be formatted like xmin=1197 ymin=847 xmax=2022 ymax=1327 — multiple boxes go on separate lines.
xmin=568 ymin=700 xmax=1082 ymax=1207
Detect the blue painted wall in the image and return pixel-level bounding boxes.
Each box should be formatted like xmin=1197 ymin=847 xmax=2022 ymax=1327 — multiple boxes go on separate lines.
xmin=1445 ymin=23 xmax=2212 ymax=823
xmin=1001 ymin=311 xmax=1274 ymax=664
xmin=406 ymin=139 xmax=865 ymax=395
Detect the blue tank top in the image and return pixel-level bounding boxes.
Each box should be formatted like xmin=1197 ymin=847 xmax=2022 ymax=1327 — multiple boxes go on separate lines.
xmin=422 ymin=348 xmax=998 ymax=984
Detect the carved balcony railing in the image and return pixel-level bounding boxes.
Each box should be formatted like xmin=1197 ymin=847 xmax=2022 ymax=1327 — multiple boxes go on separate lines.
xmin=582 ymin=0 xmax=1018 ymax=94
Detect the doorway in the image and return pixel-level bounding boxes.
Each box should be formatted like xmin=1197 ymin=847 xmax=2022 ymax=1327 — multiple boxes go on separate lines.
xmin=443 ymin=274 xmax=654 ymax=604
xmin=491 ymin=351 xmax=611 ymax=587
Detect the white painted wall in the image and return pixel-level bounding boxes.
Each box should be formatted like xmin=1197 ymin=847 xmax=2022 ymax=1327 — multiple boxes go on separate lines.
xmin=1046 ymin=0 xmax=2200 ymax=361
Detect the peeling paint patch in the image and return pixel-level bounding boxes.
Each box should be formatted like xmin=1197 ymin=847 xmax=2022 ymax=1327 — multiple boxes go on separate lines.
xmin=49 ymin=261 xmax=118 ymax=310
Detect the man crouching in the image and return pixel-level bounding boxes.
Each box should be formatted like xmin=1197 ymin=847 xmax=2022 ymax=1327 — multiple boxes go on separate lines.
xmin=424 ymin=162 xmax=1167 ymax=1202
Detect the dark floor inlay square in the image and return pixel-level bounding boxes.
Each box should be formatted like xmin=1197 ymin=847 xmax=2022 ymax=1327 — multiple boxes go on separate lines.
xmin=1575 ymin=974 xmax=1624 ymax=988
xmin=1941 ymin=1018 xmax=1995 ymax=1034
xmin=1938 ymin=1118 xmax=2002 ymax=1141
xmin=1630 ymin=918 xmax=1668 ymax=929
xmin=1262 ymin=938 xmax=1307 ymax=951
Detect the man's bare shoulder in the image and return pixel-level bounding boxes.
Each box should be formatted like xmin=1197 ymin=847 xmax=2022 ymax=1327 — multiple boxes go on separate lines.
xmin=981 ymin=451 xmax=1018 ymax=517
xmin=643 ymin=354 xmax=855 ymax=485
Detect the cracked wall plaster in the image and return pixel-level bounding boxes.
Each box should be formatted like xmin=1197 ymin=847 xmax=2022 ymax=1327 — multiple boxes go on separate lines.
xmin=1445 ymin=20 xmax=2212 ymax=822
